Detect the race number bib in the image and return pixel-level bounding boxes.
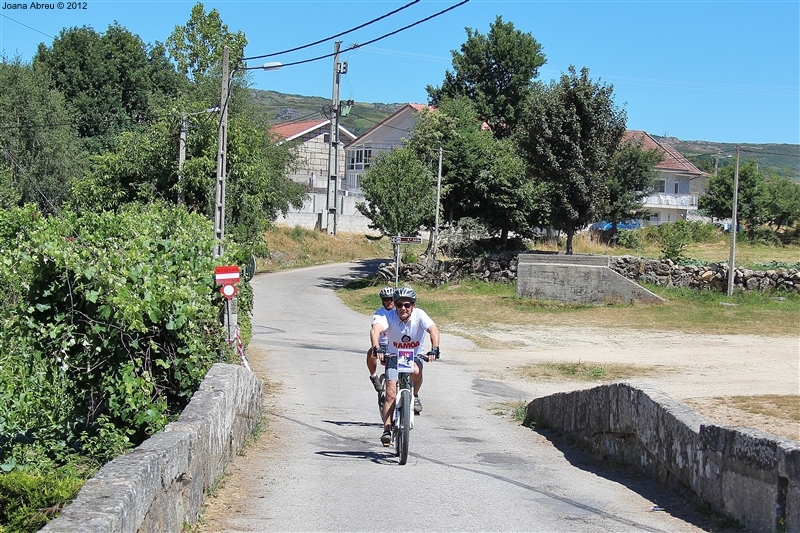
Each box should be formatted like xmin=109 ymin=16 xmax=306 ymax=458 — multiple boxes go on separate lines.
xmin=397 ymin=349 xmax=414 ymax=374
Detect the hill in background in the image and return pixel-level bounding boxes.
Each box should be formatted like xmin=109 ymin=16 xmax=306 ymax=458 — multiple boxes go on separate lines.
xmin=249 ymin=89 xmax=404 ymax=136
xmin=657 ymin=137 xmax=800 ymax=182
xmin=251 ymin=90 xmax=799 ymax=180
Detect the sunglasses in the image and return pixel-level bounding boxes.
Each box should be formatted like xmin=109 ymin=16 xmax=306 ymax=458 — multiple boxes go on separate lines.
xmin=381 ymin=297 xmax=393 ymax=302
xmin=396 ymin=302 xmax=414 ymax=309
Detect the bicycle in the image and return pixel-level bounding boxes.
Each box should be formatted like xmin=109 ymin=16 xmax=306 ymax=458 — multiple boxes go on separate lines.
xmin=377 ymin=349 xmax=438 ymax=465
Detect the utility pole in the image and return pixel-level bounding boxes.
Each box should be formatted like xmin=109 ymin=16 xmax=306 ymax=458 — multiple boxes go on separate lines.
xmin=178 ymin=112 xmax=187 ymax=204
xmin=432 ymin=146 xmax=443 ymax=261
xmin=727 ymin=146 xmax=740 ymax=297
xmin=213 ymin=46 xmax=229 ymax=258
xmin=326 ymin=41 xmax=344 ymax=235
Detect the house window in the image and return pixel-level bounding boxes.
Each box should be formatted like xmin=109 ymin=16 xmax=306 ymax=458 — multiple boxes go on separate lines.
xmin=349 ymin=173 xmax=363 ymax=189
xmin=674 ymin=182 xmax=679 ymax=194
xmin=346 ymin=145 xmax=373 ymax=172
xmin=658 ymin=180 xmax=666 ymax=193
xmin=649 ymin=213 xmax=660 ymax=223
xmin=323 ymin=133 xmax=330 ymax=144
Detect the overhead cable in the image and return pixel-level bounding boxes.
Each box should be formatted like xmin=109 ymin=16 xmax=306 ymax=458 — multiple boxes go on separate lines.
xmin=251 ymin=0 xmax=469 ymax=69
xmin=241 ymin=0 xmax=420 ymax=61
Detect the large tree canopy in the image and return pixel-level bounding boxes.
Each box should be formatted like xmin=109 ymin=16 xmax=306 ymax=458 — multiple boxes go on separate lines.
xmin=427 ymin=16 xmax=545 ymax=139
xmin=518 ymin=66 xmax=627 ymax=253
xmin=166 ymin=2 xmax=247 ymax=82
xmin=34 ymin=23 xmax=182 ymax=153
xmin=0 ymin=58 xmax=86 ymax=213
xmin=699 ymin=160 xmax=767 ymax=232
xmin=405 ymin=97 xmax=534 ymax=246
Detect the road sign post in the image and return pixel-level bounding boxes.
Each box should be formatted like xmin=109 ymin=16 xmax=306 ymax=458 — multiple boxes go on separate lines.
xmin=389 ymin=235 xmax=423 ymax=287
xmin=215 ymin=266 xmax=240 ymax=341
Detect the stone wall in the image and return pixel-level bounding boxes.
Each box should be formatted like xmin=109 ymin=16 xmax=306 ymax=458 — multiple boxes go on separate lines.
xmin=376 ymin=252 xmax=800 ymax=295
xmin=611 ymin=256 xmax=800 ymax=293
xmin=40 ymin=363 xmax=263 ymax=533
xmin=527 ymin=383 xmax=800 ymax=533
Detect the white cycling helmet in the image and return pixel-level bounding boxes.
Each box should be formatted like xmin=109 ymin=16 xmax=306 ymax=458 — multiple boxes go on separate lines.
xmin=379 ymin=286 xmax=394 ymax=299
xmin=393 ymin=287 xmax=417 ymax=303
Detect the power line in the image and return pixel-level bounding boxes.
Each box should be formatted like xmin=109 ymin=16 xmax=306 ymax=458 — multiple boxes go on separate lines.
xmin=241 ymin=0 xmax=420 ymax=62
xmin=252 ymin=0 xmax=470 ymax=69
xmin=0 ymin=13 xmax=54 ymax=39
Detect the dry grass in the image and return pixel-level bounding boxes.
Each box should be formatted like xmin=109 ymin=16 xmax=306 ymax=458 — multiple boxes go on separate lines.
xmin=544 ymin=232 xmax=800 ymax=266
xmin=257 ymin=225 xmax=418 ymax=272
xmin=516 ymin=361 xmax=662 ymax=382
xmin=686 ymin=395 xmax=800 ymax=441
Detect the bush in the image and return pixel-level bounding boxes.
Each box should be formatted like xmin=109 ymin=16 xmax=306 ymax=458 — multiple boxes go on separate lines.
xmin=658 ymin=221 xmax=691 ymax=262
xmin=616 ymin=229 xmax=643 ymax=251
xmin=0 ymin=203 xmax=251 ymax=470
xmin=0 ymin=470 xmax=84 ymax=533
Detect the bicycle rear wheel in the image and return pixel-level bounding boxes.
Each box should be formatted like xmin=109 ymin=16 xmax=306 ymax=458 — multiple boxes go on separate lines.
xmin=397 ymin=389 xmax=411 ymax=465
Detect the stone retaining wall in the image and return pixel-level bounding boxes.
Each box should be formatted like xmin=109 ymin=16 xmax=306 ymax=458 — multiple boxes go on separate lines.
xmin=40 ymin=363 xmax=263 ymax=533
xmin=527 ymin=383 xmax=800 ymax=533
xmin=611 ymin=256 xmax=800 ymax=293
xmin=377 ymin=252 xmax=799 ymax=294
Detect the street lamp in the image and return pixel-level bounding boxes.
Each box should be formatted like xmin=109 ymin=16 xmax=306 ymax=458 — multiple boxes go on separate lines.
xmin=213 ymin=45 xmax=282 ymax=258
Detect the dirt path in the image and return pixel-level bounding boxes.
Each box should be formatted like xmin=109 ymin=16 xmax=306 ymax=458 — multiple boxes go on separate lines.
xmin=443 ymin=323 xmax=800 ymax=440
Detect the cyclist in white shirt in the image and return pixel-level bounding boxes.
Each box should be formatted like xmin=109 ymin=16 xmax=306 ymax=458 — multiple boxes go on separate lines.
xmin=370 ymin=287 xmax=440 ymax=446
xmin=367 ymin=286 xmax=395 ymax=392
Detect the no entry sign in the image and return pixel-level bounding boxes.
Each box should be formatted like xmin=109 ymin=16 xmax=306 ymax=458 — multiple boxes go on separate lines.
xmin=215 ymin=265 xmax=240 ymax=284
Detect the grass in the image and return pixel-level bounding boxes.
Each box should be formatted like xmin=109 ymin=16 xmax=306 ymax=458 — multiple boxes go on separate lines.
xmin=491 ymin=401 xmax=531 ymax=424
xmin=257 ymin=225 xmax=428 ymax=272
xmin=337 ymin=279 xmax=800 ymax=336
xmin=516 ymin=361 xmax=661 ymax=382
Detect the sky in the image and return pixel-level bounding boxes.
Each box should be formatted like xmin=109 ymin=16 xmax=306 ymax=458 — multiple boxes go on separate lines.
xmin=1 ymin=0 xmax=798 ymax=145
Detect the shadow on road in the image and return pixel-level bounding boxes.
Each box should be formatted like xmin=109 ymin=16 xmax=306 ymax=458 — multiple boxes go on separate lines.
xmin=316 ymin=259 xmax=387 ymax=290
xmin=532 ymin=428 xmax=741 ymax=532
xmin=322 ymin=420 xmax=382 ymax=428
xmin=315 ymin=450 xmax=396 ymax=465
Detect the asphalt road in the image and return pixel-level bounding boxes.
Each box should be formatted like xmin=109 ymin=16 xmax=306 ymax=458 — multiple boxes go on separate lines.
xmin=201 ymin=262 xmax=715 ymax=532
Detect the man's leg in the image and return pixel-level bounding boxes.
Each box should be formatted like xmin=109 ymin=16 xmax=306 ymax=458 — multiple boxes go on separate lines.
xmin=382 ymin=379 xmax=396 ymax=445
xmin=367 ymin=348 xmax=381 ymax=391
xmin=411 ymin=360 xmax=423 ymax=414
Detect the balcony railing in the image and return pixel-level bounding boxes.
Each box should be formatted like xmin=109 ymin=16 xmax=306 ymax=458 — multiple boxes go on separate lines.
xmin=643 ymin=194 xmax=698 ymax=207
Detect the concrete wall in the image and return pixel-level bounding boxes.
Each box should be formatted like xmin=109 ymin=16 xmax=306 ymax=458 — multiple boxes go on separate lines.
xmin=275 ymin=192 xmax=375 ymax=234
xmin=527 ymin=383 xmax=800 ymax=533
xmin=516 ymin=253 xmax=664 ymax=304
xmin=41 ymin=363 xmax=263 ymax=533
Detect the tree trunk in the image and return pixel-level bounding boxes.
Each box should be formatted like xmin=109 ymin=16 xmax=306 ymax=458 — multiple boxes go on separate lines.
xmin=566 ymin=229 xmax=574 ymax=255
xmin=500 ymin=227 xmax=509 ymax=250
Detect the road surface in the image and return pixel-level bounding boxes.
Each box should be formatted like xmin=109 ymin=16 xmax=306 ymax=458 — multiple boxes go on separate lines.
xmin=200 ymin=262 xmax=719 ymax=532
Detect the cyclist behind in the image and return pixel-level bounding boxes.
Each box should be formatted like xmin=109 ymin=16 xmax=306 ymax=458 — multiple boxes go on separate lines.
xmin=367 ymin=286 xmax=395 ymax=392
xmin=370 ymin=287 xmax=440 ymax=446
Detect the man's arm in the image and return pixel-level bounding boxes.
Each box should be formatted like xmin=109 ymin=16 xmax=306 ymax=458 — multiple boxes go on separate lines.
xmin=427 ymin=324 xmax=440 ymax=353
xmin=370 ymin=322 xmax=386 ymax=349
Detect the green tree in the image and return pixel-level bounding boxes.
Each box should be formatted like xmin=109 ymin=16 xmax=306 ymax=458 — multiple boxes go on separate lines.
xmin=762 ymin=175 xmax=800 ymax=231
xmin=405 ymin=98 xmax=535 ymax=247
xmin=426 ymin=16 xmax=546 ymax=139
xmin=0 ymin=58 xmax=86 ymax=213
xmin=699 ymin=160 xmax=766 ymax=232
xmin=166 ymin=2 xmax=247 ymax=82
xmin=34 ymin=23 xmax=182 ymax=153
xmin=518 ymin=66 xmax=627 ymax=254
xmin=356 ymin=147 xmax=435 ymax=237
xmin=598 ymin=140 xmax=662 ymax=238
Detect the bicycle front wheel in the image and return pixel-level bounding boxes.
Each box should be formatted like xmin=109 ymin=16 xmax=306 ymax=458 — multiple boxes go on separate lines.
xmin=397 ymin=389 xmax=411 ymax=465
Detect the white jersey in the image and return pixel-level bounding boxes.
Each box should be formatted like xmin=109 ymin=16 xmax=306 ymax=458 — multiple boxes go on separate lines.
xmin=373 ymin=307 xmax=435 ymax=357
xmin=371 ymin=306 xmax=393 ymax=348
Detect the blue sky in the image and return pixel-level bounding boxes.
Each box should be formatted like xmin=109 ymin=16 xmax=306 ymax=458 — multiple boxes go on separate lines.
xmin=2 ymin=0 xmax=798 ymax=144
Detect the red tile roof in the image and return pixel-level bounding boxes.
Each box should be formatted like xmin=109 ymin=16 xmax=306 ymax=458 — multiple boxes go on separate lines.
xmin=623 ymin=130 xmax=704 ymax=175
xmin=272 ymin=119 xmax=330 ymax=140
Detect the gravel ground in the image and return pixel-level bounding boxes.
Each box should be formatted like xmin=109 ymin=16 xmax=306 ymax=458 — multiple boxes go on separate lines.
xmin=443 ymin=323 xmax=800 ymax=441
